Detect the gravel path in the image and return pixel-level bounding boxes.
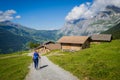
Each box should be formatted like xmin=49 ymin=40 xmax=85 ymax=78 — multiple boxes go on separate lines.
xmin=25 ymin=56 xmax=79 ymax=80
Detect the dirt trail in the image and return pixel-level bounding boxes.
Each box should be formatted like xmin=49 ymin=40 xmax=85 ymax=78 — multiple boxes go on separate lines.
xmin=25 ymin=56 xmax=79 ymax=80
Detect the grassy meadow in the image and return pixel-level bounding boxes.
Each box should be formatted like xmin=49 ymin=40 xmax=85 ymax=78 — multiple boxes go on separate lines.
xmin=0 ymin=51 xmax=32 ymax=80
xmin=47 ymin=40 xmax=120 ymax=80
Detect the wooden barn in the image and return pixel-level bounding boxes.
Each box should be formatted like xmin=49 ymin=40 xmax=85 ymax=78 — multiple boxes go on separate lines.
xmin=36 ymin=41 xmax=61 ymax=53
xmin=57 ymin=36 xmax=90 ymax=51
xmin=90 ymin=34 xmax=112 ymax=43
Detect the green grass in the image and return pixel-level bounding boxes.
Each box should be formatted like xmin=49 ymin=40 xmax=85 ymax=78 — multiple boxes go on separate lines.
xmin=47 ymin=40 xmax=120 ymax=80
xmin=0 ymin=51 xmax=32 ymax=80
xmin=0 ymin=50 xmax=30 ymax=58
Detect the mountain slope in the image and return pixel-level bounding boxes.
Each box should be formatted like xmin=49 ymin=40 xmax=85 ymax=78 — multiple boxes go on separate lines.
xmin=101 ymin=22 xmax=120 ymax=39
xmin=0 ymin=21 xmax=59 ymax=53
xmin=59 ymin=5 xmax=120 ymax=36
xmin=0 ymin=28 xmax=34 ymax=53
xmin=32 ymin=30 xmax=59 ymax=42
xmin=0 ymin=21 xmax=58 ymax=42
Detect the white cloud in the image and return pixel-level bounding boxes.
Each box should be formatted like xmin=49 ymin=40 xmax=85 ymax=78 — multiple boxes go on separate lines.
xmin=0 ymin=9 xmax=20 ymax=22
xmin=65 ymin=0 xmax=120 ymax=22
xmin=65 ymin=3 xmax=89 ymax=22
xmin=86 ymin=2 xmax=91 ymax=6
xmin=5 ymin=10 xmax=16 ymax=15
xmin=15 ymin=15 xmax=21 ymax=19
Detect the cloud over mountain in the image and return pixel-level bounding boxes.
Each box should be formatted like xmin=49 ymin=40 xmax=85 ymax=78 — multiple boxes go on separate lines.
xmin=15 ymin=15 xmax=21 ymax=19
xmin=0 ymin=10 xmax=21 ymax=22
xmin=65 ymin=0 xmax=120 ymax=23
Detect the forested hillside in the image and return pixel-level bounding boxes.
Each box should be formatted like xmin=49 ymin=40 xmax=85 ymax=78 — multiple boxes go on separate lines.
xmin=0 ymin=28 xmax=33 ymax=53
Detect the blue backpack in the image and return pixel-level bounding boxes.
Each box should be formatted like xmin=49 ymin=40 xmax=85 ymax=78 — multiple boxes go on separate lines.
xmin=33 ymin=52 xmax=39 ymax=59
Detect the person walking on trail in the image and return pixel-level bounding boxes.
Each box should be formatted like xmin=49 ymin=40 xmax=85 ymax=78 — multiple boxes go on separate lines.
xmin=32 ymin=50 xmax=41 ymax=69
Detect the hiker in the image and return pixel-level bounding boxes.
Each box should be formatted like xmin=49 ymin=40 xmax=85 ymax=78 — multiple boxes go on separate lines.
xmin=32 ymin=50 xmax=41 ymax=69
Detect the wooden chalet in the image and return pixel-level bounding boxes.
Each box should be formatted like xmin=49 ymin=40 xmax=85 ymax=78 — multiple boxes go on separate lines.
xmin=36 ymin=41 xmax=61 ymax=53
xmin=57 ymin=36 xmax=90 ymax=51
xmin=90 ymin=34 xmax=112 ymax=43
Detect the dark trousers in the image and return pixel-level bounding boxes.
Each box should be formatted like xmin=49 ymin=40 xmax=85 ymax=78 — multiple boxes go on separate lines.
xmin=33 ymin=59 xmax=39 ymax=69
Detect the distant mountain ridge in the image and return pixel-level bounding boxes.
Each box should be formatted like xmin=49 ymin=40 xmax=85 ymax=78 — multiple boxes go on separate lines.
xmin=0 ymin=21 xmax=59 ymax=53
xmin=0 ymin=21 xmax=59 ymax=42
xmin=58 ymin=5 xmax=120 ymax=36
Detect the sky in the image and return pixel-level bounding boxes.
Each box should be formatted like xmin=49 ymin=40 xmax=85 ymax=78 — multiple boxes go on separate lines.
xmin=0 ymin=0 xmax=93 ymax=30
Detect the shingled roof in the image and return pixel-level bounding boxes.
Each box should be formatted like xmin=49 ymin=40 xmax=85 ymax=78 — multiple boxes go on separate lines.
xmin=43 ymin=41 xmax=55 ymax=45
xmin=91 ymin=34 xmax=112 ymax=42
xmin=57 ymin=36 xmax=89 ymax=44
xmin=45 ymin=44 xmax=61 ymax=50
xmin=36 ymin=43 xmax=61 ymax=50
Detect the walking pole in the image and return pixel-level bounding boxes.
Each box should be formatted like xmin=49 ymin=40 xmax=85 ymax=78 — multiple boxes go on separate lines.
xmin=39 ymin=57 xmax=41 ymax=68
xmin=32 ymin=52 xmax=34 ymax=69
xmin=39 ymin=51 xmax=41 ymax=68
xmin=32 ymin=59 xmax=34 ymax=69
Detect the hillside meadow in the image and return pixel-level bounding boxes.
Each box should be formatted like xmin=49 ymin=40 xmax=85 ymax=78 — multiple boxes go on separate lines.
xmin=0 ymin=51 xmax=32 ymax=80
xmin=47 ymin=40 xmax=120 ymax=80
